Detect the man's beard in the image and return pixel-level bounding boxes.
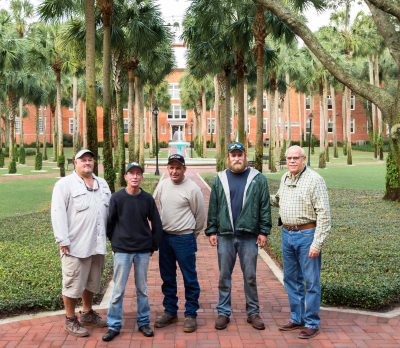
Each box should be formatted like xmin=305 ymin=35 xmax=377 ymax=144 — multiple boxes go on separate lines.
xmin=228 ymin=159 xmax=247 ymax=173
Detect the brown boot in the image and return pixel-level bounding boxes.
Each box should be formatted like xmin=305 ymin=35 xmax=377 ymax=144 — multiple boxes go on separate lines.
xmin=183 ymin=316 xmax=197 ymax=333
xmin=215 ymin=315 xmax=230 ymax=330
xmin=247 ymin=314 xmax=265 ymax=330
xmin=65 ymin=316 xmax=89 ymax=337
xmin=154 ymin=312 xmax=178 ymax=328
xmin=80 ymin=309 xmax=107 ymax=327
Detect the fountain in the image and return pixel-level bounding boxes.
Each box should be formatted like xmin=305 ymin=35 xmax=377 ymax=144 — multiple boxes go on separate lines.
xmin=168 ymin=129 xmax=191 ymax=157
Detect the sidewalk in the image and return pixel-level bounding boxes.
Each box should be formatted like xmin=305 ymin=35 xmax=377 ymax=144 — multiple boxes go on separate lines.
xmin=1 ymin=168 xmax=399 ymax=347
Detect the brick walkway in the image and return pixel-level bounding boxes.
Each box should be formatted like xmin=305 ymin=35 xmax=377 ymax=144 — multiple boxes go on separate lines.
xmin=1 ymin=168 xmax=399 ymax=347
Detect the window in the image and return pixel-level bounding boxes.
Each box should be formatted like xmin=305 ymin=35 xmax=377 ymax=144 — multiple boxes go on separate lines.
xmin=15 ymin=118 xmax=21 ymax=134
xmin=328 ymin=119 xmax=333 ymax=133
xmin=327 ymin=95 xmax=332 ymax=110
xmin=168 ymin=104 xmax=186 ymax=119
xmin=247 ymin=119 xmax=250 ymax=134
xmin=168 ymin=83 xmax=180 ymax=99
xmin=69 ymin=118 xmax=75 ymax=135
xmin=161 ymin=125 xmax=166 ymax=135
xmin=207 ymin=119 xmax=216 ymax=134
xmin=39 ymin=117 xmax=45 ymax=134
xmin=263 ymin=118 xmax=267 ymax=134
xmin=305 ymin=95 xmax=311 ymax=110
xmin=351 ymin=118 xmax=355 ymax=133
xmin=350 ymin=95 xmax=355 ymax=110
xmin=123 ymin=119 xmax=128 ymax=134
xmin=263 ymin=95 xmax=268 ymax=110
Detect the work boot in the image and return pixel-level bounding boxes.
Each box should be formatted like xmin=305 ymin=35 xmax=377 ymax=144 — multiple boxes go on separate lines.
xmin=65 ymin=316 xmax=89 ymax=337
xmin=80 ymin=309 xmax=107 ymax=327
xmin=247 ymin=314 xmax=265 ymax=330
xmin=215 ymin=315 xmax=230 ymax=330
xmin=183 ymin=316 xmax=197 ymax=333
xmin=154 ymin=312 xmax=178 ymax=328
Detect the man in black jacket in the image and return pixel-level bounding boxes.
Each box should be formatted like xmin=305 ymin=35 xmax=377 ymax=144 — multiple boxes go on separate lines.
xmin=102 ymin=162 xmax=163 ymax=342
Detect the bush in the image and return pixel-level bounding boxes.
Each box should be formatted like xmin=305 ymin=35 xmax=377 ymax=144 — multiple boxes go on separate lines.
xmin=63 ymin=134 xmax=73 ymax=147
xmin=35 ymin=152 xmax=43 ymax=170
xmin=159 ymin=141 xmax=169 ymax=148
xmin=0 ymin=150 xmax=4 ymax=168
xmin=8 ymin=160 xmax=16 ymax=174
xmin=19 ymin=147 xmax=26 ymax=164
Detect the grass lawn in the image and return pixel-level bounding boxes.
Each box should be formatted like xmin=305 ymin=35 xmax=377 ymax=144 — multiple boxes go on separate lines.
xmin=202 ymin=162 xmax=400 ymax=311
xmin=0 ymin=174 xmax=160 ymax=317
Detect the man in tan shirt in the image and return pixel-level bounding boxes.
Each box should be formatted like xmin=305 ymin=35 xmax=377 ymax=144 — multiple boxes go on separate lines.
xmin=155 ymin=154 xmax=205 ymax=333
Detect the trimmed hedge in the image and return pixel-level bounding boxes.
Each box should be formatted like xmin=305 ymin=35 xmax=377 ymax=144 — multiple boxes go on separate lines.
xmin=204 ymin=176 xmax=400 ymax=311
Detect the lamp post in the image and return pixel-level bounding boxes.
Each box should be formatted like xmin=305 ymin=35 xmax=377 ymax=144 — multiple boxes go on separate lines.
xmin=153 ymin=105 xmax=160 ymax=175
xmin=307 ymin=112 xmax=313 ymax=167
xmin=190 ymin=120 xmax=193 ymax=158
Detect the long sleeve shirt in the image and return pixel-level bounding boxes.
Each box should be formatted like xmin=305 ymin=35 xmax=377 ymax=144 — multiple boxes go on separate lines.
xmin=51 ymin=171 xmax=111 ymax=258
xmin=157 ymin=177 xmax=206 ymax=235
xmin=270 ymin=166 xmax=331 ymax=251
xmin=106 ymin=188 xmax=163 ymax=253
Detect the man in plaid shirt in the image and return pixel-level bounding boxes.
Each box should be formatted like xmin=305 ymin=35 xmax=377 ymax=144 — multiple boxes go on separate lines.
xmin=270 ymin=145 xmax=331 ymax=339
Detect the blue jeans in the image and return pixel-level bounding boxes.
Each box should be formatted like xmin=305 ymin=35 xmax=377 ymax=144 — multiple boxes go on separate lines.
xmin=159 ymin=232 xmax=200 ymax=317
xmin=216 ymin=235 xmax=259 ymax=317
xmin=282 ymin=227 xmax=321 ymax=329
xmin=107 ymin=252 xmax=151 ymax=332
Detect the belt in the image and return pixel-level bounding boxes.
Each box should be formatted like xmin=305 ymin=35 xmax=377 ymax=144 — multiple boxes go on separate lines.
xmin=283 ymin=222 xmax=316 ymax=231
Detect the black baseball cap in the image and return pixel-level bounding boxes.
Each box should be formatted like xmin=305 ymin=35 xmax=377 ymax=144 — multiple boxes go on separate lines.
xmin=168 ymin=154 xmax=185 ymax=165
xmin=125 ymin=162 xmax=144 ymax=174
xmin=228 ymin=142 xmax=245 ymax=153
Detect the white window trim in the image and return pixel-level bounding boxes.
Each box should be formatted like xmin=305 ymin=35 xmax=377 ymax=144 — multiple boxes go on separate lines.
xmin=263 ymin=118 xmax=268 ymax=134
xmin=68 ymin=118 xmax=74 ymax=135
xmin=305 ymin=95 xmax=311 ymax=110
xmin=350 ymin=95 xmax=355 ymax=110
xmin=123 ymin=118 xmax=128 ymax=134
xmin=207 ymin=118 xmax=216 ymax=134
xmin=263 ymin=95 xmax=268 ymax=111
xmin=327 ymin=95 xmax=333 ymax=110
xmin=328 ymin=119 xmax=333 ymax=133
xmin=39 ymin=117 xmax=45 ymax=134
xmin=168 ymin=83 xmax=180 ymax=100
xmin=351 ymin=118 xmax=355 ymax=134
xmin=168 ymin=104 xmax=186 ymax=119
xmin=247 ymin=119 xmax=251 ymax=134
xmin=15 ymin=117 xmax=21 ymax=134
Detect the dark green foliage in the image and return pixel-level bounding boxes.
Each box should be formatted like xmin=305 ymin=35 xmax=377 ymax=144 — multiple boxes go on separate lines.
xmin=8 ymin=160 xmax=17 ymax=174
xmin=159 ymin=141 xmax=169 ymax=148
xmin=19 ymin=147 xmax=26 ymax=164
xmin=280 ymin=140 xmax=287 ymax=161
xmin=57 ymin=154 xmax=65 ymax=177
xmin=35 ymin=152 xmax=43 ymax=170
xmin=204 ymin=176 xmax=400 ymax=311
xmin=0 ymin=151 xmax=4 ymax=168
xmin=63 ymin=134 xmax=73 ymax=147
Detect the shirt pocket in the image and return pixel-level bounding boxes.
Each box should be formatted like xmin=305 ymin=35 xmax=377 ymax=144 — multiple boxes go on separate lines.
xmin=71 ymin=189 xmax=89 ymax=212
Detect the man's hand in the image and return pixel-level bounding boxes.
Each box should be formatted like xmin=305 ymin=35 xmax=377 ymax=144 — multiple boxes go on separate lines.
xmin=257 ymin=235 xmax=267 ymax=248
xmin=60 ymin=245 xmax=70 ymax=255
xmin=209 ymin=235 xmax=218 ymax=246
xmin=308 ymin=246 xmax=320 ymax=258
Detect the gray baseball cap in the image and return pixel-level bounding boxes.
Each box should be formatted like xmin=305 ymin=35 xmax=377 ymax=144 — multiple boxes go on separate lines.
xmin=125 ymin=162 xmax=144 ymax=174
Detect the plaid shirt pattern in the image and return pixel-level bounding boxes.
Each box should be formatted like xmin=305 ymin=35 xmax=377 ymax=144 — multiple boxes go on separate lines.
xmin=271 ymin=167 xmax=331 ymax=250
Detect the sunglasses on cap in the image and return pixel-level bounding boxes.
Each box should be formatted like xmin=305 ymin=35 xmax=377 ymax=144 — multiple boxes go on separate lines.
xmin=228 ymin=143 xmax=245 ymax=152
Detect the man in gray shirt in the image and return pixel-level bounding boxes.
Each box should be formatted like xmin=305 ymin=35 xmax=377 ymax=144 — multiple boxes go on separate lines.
xmin=51 ymin=149 xmax=111 ymax=337
xmin=155 ymin=154 xmax=205 ymax=333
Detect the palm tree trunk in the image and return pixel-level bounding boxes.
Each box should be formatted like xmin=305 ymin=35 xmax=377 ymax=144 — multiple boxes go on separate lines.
xmin=138 ymin=80 xmax=145 ymax=167
xmin=269 ymin=89 xmax=277 ymax=172
xmin=224 ymin=67 xmax=231 ymax=154
xmin=7 ymin=92 xmax=17 ymax=173
xmin=201 ymin=87 xmax=207 ymax=157
xmin=85 ymin=0 xmax=98 ymax=174
xmin=149 ymin=89 xmax=155 ymax=157
xmin=82 ymin=101 xmax=87 ymax=148
xmin=286 ymin=74 xmax=291 ymax=146
xmin=134 ymin=75 xmax=141 ymax=162
xmin=254 ymin=3 xmax=266 ymax=172
xmin=216 ymin=72 xmax=226 ymax=170
xmin=56 ymin=70 xmax=63 ymax=157
xmin=342 ymin=86 xmax=347 ymax=155
xmin=374 ymin=53 xmax=384 ymax=160
xmin=214 ymin=75 xmax=220 ymax=158
xmin=318 ymin=84 xmax=326 ymax=168
xmin=72 ymin=75 xmax=78 ymax=153
xmin=345 ymin=87 xmax=352 ymax=164
xmin=323 ymin=81 xmax=329 ymax=162
xmin=51 ymin=105 xmax=57 ymax=161
xmin=236 ymin=52 xmax=245 ymax=145
xmin=298 ymin=93 xmax=303 ymax=147
xmin=368 ymin=54 xmax=378 ymax=159
xmin=330 ymin=84 xmax=338 ymax=158
xmin=35 ymin=106 xmax=40 ymax=154
xmin=128 ymin=68 xmax=135 ymax=162
xmin=42 ymin=107 xmax=48 ymax=160
xmin=19 ymin=98 xmax=25 ymax=164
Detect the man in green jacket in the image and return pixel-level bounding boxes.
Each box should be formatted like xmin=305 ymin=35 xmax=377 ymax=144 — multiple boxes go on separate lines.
xmin=205 ymin=142 xmax=272 ymax=331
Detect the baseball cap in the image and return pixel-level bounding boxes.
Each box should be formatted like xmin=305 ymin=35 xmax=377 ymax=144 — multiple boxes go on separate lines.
xmin=168 ymin=153 xmax=185 ymax=165
xmin=74 ymin=149 xmax=94 ymax=160
xmin=228 ymin=142 xmax=245 ymax=153
xmin=125 ymin=162 xmax=144 ymax=174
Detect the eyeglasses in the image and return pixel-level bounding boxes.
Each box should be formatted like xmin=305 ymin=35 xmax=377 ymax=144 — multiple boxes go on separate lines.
xmin=229 ymin=143 xmax=244 ymax=152
xmin=286 ymin=156 xmax=304 ymax=161
xmin=82 ymin=177 xmax=99 ymax=192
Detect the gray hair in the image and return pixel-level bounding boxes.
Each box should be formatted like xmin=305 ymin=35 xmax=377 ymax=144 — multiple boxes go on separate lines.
xmin=285 ymin=145 xmax=306 ymax=157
